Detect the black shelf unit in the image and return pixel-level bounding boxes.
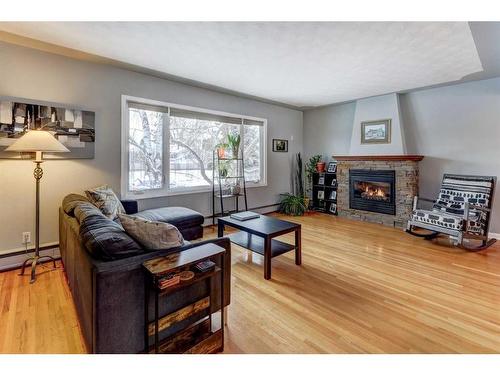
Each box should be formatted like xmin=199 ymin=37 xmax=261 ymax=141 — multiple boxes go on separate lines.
xmin=311 ymin=168 xmax=338 ymax=215
xmin=212 ymin=152 xmax=248 ymax=225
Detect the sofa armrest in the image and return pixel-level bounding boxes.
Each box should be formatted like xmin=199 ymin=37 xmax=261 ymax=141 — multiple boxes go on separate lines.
xmin=121 ymin=199 xmax=138 ymax=214
xmin=90 ymin=236 xmax=232 ymax=307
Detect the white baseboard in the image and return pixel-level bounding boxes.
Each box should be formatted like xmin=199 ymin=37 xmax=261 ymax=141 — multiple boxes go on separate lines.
xmin=0 ymin=247 xmax=61 ymax=272
xmin=489 ymin=232 xmax=500 ymax=239
xmin=0 ymin=241 xmax=59 ymax=257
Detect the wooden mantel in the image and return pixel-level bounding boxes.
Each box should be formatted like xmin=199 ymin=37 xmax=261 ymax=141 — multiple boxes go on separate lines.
xmin=333 ymin=155 xmax=424 ymax=162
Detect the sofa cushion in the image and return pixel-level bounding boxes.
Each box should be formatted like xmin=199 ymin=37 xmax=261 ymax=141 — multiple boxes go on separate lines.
xmin=132 ymin=206 xmax=204 ymax=228
xmin=76 ymin=202 xmax=144 ymax=260
xmin=118 ymin=213 xmax=184 ymax=250
xmin=85 ymin=185 xmax=125 ymax=220
xmin=62 ymin=193 xmax=90 ymax=216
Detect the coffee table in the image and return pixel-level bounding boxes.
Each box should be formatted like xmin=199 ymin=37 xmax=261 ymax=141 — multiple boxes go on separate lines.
xmin=217 ymin=215 xmax=301 ymax=280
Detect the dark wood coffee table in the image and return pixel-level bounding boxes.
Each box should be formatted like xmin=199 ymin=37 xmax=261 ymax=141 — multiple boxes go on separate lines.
xmin=217 ymin=215 xmax=301 ymax=280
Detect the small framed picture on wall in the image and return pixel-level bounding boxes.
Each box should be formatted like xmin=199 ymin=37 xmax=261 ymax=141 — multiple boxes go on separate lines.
xmin=272 ymin=139 xmax=288 ymax=152
xmin=327 ymin=162 xmax=337 ymax=173
xmin=318 ymin=190 xmax=325 ymax=200
xmin=331 ymin=178 xmax=337 ymax=187
xmin=329 ymin=190 xmax=337 ymax=200
xmin=318 ymin=176 xmax=325 ymax=185
xmin=329 ymin=203 xmax=337 ymax=214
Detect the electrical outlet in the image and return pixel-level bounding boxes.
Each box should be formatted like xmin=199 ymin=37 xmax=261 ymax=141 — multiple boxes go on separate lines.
xmin=22 ymin=232 xmax=31 ymax=244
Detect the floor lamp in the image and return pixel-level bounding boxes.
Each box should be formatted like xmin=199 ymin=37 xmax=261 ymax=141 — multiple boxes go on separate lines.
xmin=6 ymin=130 xmax=69 ymax=283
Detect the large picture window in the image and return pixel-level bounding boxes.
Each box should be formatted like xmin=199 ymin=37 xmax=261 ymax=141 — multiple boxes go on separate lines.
xmin=121 ymin=96 xmax=267 ymax=199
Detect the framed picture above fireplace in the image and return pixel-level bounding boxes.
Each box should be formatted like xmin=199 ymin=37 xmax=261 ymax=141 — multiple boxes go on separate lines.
xmin=361 ymin=119 xmax=391 ymax=144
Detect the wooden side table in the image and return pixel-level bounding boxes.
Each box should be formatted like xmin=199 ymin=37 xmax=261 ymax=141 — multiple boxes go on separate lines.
xmin=142 ymin=243 xmax=225 ymax=354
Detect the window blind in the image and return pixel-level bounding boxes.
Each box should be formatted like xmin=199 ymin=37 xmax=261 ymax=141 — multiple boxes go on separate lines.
xmin=128 ymin=101 xmax=264 ymax=126
xmin=169 ymin=107 xmax=242 ymax=125
xmin=128 ymin=102 xmax=168 ymax=113
xmin=243 ymin=118 xmax=265 ymax=126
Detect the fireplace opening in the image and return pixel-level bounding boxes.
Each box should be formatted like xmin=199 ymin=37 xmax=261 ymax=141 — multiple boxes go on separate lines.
xmin=354 ymin=181 xmax=391 ymax=201
xmin=349 ymin=170 xmax=395 ymax=215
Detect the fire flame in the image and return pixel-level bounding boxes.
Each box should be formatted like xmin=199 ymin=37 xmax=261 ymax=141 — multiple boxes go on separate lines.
xmin=364 ymin=185 xmax=386 ymax=197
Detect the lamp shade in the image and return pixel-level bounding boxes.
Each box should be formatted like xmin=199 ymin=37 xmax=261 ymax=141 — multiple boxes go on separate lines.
xmin=5 ymin=130 xmax=69 ymax=153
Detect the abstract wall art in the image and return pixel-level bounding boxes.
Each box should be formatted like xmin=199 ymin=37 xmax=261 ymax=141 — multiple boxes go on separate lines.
xmin=0 ymin=97 xmax=95 ymax=159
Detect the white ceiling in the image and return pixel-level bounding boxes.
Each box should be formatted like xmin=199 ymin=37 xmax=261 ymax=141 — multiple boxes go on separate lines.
xmin=0 ymin=22 xmax=483 ymax=108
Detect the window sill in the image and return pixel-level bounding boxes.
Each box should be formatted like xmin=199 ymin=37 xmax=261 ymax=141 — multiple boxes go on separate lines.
xmin=123 ymin=182 xmax=267 ymax=200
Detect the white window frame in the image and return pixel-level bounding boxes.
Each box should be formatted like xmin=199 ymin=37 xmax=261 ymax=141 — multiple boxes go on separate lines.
xmin=121 ymin=95 xmax=267 ymax=200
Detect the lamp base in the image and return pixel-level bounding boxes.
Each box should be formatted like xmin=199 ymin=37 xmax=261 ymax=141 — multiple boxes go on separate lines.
xmin=19 ymin=255 xmax=57 ymax=284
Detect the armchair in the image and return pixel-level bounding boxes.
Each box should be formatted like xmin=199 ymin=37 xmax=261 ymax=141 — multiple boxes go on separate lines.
xmin=406 ymin=174 xmax=497 ymax=251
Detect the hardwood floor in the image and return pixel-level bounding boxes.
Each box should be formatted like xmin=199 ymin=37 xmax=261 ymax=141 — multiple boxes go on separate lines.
xmin=0 ymin=260 xmax=86 ymax=353
xmin=1 ymin=212 xmax=500 ymax=353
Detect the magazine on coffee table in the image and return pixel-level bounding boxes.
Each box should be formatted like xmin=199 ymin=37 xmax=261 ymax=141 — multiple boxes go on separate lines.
xmin=230 ymin=211 xmax=260 ymax=221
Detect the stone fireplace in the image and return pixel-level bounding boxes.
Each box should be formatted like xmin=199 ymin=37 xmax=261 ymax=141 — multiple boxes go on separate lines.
xmin=335 ymin=155 xmax=423 ymax=228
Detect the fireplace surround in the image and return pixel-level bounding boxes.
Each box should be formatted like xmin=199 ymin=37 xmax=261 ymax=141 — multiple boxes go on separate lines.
xmin=334 ymin=155 xmax=423 ymax=227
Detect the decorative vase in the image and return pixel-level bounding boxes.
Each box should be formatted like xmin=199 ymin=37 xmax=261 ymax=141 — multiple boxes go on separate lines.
xmin=231 ymin=183 xmax=241 ymax=195
xmin=316 ymin=162 xmax=326 ymax=172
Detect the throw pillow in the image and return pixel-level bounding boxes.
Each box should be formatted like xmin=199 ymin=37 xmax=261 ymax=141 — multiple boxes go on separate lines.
xmin=77 ymin=204 xmax=143 ymax=260
xmin=62 ymin=193 xmax=90 ymax=216
xmin=85 ymin=185 xmax=125 ymax=219
xmin=117 ymin=213 xmax=184 ymax=250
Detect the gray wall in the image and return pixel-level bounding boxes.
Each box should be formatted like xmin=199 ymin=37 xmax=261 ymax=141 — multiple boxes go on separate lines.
xmin=0 ymin=42 xmax=303 ymax=254
xmin=401 ymin=77 xmax=500 ymax=232
xmin=303 ymin=101 xmax=355 ymax=161
xmin=304 ymin=77 xmax=500 ymax=233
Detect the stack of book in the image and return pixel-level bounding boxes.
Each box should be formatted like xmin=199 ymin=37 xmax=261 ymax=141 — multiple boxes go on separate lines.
xmin=157 ymin=273 xmax=180 ymax=289
xmin=194 ymin=260 xmax=216 ymax=273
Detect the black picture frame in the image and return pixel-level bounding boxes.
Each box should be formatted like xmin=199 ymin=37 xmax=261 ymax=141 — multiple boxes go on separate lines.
xmin=318 ymin=176 xmax=325 ymax=185
xmin=318 ymin=190 xmax=325 ymax=200
xmin=329 ymin=190 xmax=337 ymax=200
xmin=327 ymin=162 xmax=337 ymax=173
xmin=272 ymin=139 xmax=288 ymax=152
xmin=329 ymin=203 xmax=337 ymax=214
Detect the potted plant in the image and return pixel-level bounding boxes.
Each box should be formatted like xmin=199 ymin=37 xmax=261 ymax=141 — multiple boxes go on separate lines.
xmin=305 ymin=155 xmax=322 ymax=198
xmin=219 ymin=162 xmax=229 ymax=178
xmin=216 ymin=142 xmax=228 ymax=159
xmin=295 ymin=153 xmax=309 ymax=209
xmin=316 ymin=159 xmax=326 ymax=173
xmin=279 ymin=193 xmax=307 ymax=216
xmin=227 ymin=133 xmax=241 ymax=159
xmin=279 ymin=153 xmax=308 ymax=216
